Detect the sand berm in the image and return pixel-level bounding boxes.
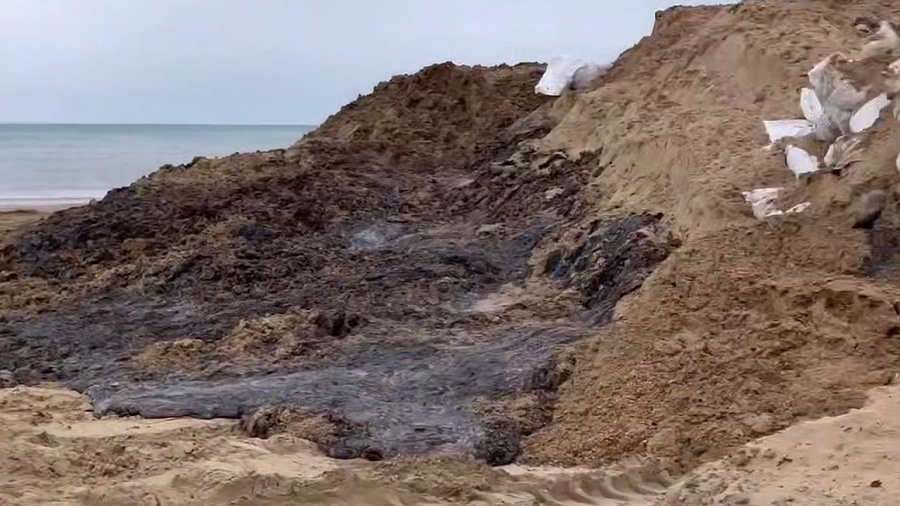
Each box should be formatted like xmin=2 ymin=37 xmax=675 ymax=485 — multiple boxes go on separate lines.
xmin=3 ymin=1 xmax=900 ymax=505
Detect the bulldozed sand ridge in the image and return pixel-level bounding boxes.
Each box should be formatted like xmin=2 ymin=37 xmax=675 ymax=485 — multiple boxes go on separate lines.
xmin=4 ymin=0 xmax=900 ymax=504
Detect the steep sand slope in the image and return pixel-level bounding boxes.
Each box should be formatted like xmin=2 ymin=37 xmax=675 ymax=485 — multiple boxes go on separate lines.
xmin=524 ymin=0 xmax=900 ymax=470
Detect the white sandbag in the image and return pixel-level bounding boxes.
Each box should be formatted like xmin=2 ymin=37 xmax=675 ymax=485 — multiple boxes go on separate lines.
xmin=809 ymin=58 xmax=867 ymax=111
xmin=742 ymin=187 xmax=783 ymax=219
xmin=800 ymin=88 xmax=824 ymax=122
xmin=742 ymin=188 xmax=810 ymax=219
xmin=785 ymin=145 xmax=820 ymax=178
xmin=785 ymin=202 xmax=811 ymax=215
xmin=889 ymin=58 xmax=900 ymax=74
xmin=571 ymin=62 xmax=609 ymax=90
xmin=769 ymin=202 xmax=812 ymax=218
xmin=808 ymin=53 xmax=868 ymax=138
xmin=808 ymin=55 xmax=842 ymax=105
xmin=850 ymin=93 xmax=891 ymax=133
xmin=824 ymin=134 xmax=863 ymax=169
xmin=858 ymin=21 xmax=900 ymax=60
xmin=824 ymin=143 xmax=836 ymax=166
xmin=536 ymin=57 xmax=604 ymax=96
xmin=800 ymin=87 xmax=837 ymax=141
xmin=763 ymin=120 xmax=814 ymax=144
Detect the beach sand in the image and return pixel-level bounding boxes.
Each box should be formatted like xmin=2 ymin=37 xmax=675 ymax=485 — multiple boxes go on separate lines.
xmin=0 ymin=385 xmax=674 ymax=505
xmin=0 ymin=204 xmax=82 ymax=236
xmin=0 ymin=209 xmax=48 ymax=236
xmin=3 ymin=383 xmax=900 ymax=505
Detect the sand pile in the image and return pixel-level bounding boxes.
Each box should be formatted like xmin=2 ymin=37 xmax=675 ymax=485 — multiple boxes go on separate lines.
xmin=520 ymin=0 xmax=900 ymax=472
xmin=666 ymin=386 xmax=900 ymax=505
xmin=0 ymin=62 xmax=554 ymax=379
xmin=0 ymin=61 xmax=608 ymax=464
xmin=301 ymin=62 xmax=548 ymax=170
xmin=2 ymin=62 xmax=546 ymax=289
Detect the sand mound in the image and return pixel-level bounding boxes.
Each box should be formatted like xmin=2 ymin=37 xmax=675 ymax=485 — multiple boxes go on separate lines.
xmin=523 ymin=0 xmax=900 ymax=471
xmin=667 ymin=385 xmax=900 ymax=505
xmin=3 ymin=62 xmax=546 ymax=287
xmin=0 ymin=62 xmax=553 ymax=380
xmin=0 ymin=61 xmax=607 ymax=463
xmin=301 ymin=62 xmax=548 ymax=169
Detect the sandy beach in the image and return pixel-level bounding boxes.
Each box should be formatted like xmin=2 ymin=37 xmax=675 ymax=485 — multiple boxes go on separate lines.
xmin=0 ymin=208 xmax=51 ymax=235
xmin=0 ymin=202 xmax=87 ymax=236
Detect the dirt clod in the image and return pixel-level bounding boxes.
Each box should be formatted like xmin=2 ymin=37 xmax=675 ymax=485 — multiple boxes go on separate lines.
xmin=853 ymin=189 xmax=888 ymax=229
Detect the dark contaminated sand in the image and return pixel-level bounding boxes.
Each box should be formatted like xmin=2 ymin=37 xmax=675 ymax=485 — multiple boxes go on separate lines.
xmin=0 ymin=63 xmax=675 ymax=464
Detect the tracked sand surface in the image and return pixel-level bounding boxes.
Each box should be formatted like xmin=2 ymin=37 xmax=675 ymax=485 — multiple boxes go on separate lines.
xmin=4 ymin=385 xmax=900 ymax=505
xmin=3 ymin=0 xmax=900 ymax=504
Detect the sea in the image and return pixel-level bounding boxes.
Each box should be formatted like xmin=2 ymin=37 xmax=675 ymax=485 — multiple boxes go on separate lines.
xmin=0 ymin=124 xmax=315 ymax=208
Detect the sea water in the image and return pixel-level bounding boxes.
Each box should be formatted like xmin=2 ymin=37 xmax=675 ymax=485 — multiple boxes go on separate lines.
xmin=0 ymin=124 xmax=314 ymax=208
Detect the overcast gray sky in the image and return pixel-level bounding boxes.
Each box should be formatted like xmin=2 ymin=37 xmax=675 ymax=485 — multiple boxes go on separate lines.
xmin=0 ymin=1 xmax=707 ymax=125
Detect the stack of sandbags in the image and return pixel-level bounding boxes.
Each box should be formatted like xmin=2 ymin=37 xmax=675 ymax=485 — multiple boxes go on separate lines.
xmin=763 ymin=21 xmax=900 ymax=177
xmin=763 ymin=55 xmax=879 ymax=178
xmin=741 ymin=187 xmax=810 ymax=219
xmin=746 ymin=19 xmax=900 ymax=219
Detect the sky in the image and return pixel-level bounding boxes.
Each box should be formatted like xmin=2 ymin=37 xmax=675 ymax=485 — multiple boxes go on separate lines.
xmin=0 ymin=0 xmax=709 ymax=125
